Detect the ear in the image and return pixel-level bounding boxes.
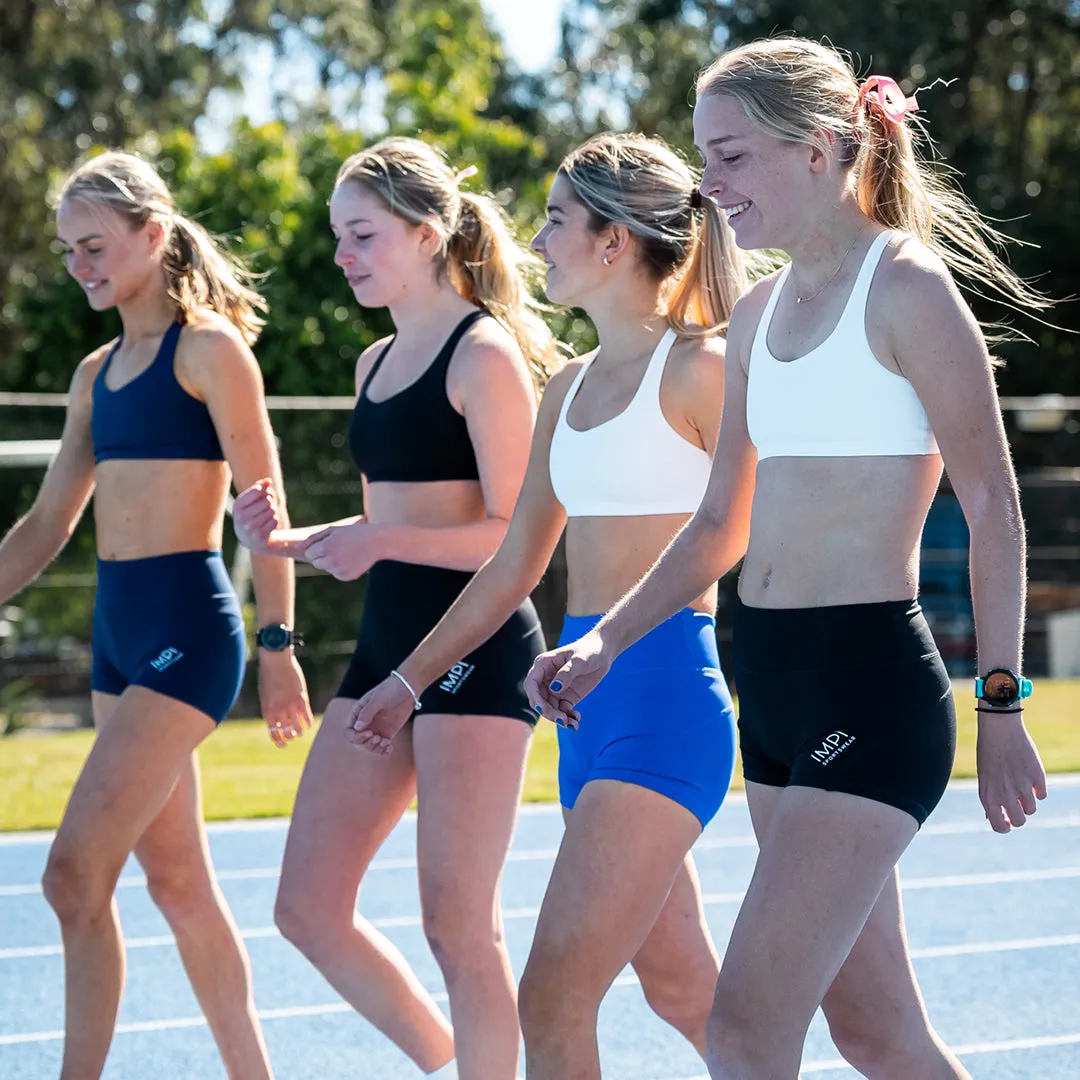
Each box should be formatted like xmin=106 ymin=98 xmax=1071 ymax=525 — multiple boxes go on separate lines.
xmin=416 ymin=219 xmax=444 ymax=259
xmin=143 ymin=217 xmax=167 ymax=256
xmin=808 ymin=130 xmax=836 ymax=176
xmin=600 ymin=222 xmax=634 ymax=266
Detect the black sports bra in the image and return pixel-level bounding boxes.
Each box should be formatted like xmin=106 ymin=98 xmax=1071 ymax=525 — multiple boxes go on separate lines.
xmin=348 ymin=309 xmax=487 ymax=483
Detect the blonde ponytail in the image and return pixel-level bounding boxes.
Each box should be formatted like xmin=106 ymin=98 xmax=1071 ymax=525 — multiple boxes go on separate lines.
xmin=58 ymin=151 xmax=267 ymax=343
xmin=336 ymin=137 xmax=559 ymax=388
xmin=163 ymin=215 xmax=266 ymax=345
xmin=666 ymin=195 xmax=747 ymax=337
xmin=448 ymin=192 xmax=558 ymax=386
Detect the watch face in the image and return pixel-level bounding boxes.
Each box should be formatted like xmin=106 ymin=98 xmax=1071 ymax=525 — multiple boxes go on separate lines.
xmin=259 ymin=625 xmax=289 ymax=650
xmin=982 ymin=670 xmax=1019 ymax=705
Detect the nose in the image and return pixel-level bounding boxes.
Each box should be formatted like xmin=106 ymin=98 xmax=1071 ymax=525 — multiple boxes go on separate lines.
xmin=333 ymin=239 xmax=352 ymax=268
xmin=67 ymin=251 xmax=90 ymax=278
xmin=700 ymin=168 xmax=724 ymax=201
xmin=530 ymin=225 xmax=547 ymax=257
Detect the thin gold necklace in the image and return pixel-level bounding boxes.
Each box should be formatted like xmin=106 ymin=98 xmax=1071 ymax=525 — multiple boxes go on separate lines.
xmin=792 ymin=234 xmax=861 ymax=304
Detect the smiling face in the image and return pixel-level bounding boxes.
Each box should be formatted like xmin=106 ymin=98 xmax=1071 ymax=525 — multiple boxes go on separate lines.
xmin=329 ymin=180 xmax=439 ymax=309
xmin=530 ymin=173 xmax=614 ymax=308
xmin=56 ymin=197 xmax=163 ymax=312
xmin=693 ymin=92 xmax=821 ymax=252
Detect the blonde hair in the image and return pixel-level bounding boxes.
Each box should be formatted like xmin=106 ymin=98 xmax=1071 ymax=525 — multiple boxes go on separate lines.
xmin=558 ymin=134 xmax=746 ymax=338
xmin=59 ymin=151 xmax=266 ymax=344
xmin=335 ymin=137 xmax=559 ymax=386
xmin=696 ymin=38 xmax=1052 ymax=326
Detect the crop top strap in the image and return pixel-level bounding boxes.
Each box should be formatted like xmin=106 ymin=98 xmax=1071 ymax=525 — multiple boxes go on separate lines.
xmin=839 ymin=231 xmax=894 ymax=329
xmin=555 ymin=354 xmax=594 ymax=429
xmin=637 ymin=327 xmax=678 ymax=400
xmin=753 ymin=266 xmax=791 ymax=354
xmin=433 ymin=308 xmax=488 ymax=373
xmin=357 ymin=336 xmax=397 ymax=400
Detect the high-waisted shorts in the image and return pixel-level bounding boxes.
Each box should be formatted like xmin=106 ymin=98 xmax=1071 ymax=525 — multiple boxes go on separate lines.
xmin=336 ymin=560 xmax=546 ymax=725
xmin=556 ymin=608 xmax=737 ymax=828
xmin=92 ymin=550 xmax=247 ymax=723
xmin=733 ymin=598 xmax=955 ymax=826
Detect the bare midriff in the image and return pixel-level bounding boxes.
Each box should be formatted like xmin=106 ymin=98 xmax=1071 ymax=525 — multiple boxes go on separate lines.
xmin=739 ymin=454 xmax=944 ymax=609
xmin=94 ymin=460 xmax=232 ymax=560
xmin=565 ymin=513 xmax=717 ymax=618
xmin=363 ymin=478 xmax=489 ymax=533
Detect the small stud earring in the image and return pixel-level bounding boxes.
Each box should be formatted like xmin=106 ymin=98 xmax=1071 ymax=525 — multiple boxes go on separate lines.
xmin=603 ymin=256 xmax=612 ymax=266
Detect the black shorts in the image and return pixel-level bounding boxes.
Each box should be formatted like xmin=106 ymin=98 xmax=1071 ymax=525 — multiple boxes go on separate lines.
xmin=336 ymin=560 xmax=546 ymax=725
xmin=732 ymin=598 xmax=955 ymax=826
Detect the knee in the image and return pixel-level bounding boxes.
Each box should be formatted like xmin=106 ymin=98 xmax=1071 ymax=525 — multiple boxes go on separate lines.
xmin=144 ymin=867 xmax=216 ymax=930
xmin=273 ymin=883 xmax=330 ymax=958
xmin=705 ymin=981 xmax=767 ymax=1073
xmin=41 ymin=849 xmax=114 ymax=927
xmin=518 ymin=941 xmax=598 ymax=1043
xmin=639 ymin=962 xmax=716 ymax=1042
xmin=421 ymin=899 xmax=502 ymax=981
xmin=827 ymin=1003 xmax=939 ymax=1077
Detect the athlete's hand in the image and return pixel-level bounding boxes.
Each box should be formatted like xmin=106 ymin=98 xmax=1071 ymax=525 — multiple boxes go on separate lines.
xmin=232 ymin=479 xmax=284 ymax=557
xmin=524 ymin=629 xmax=613 ymax=728
xmin=976 ymin=714 xmax=1047 ymax=832
xmin=259 ymin=651 xmax=313 ymax=749
xmin=345 ymin=676 xmax=416 ymax=755
xmin=302 ymin=522 xmax=385 ymax=581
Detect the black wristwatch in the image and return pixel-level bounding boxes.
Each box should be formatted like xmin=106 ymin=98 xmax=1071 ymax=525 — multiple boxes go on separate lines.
xmin=256 ymin=624 xmax=303 ymax=652
xmin=975 ymin=668 xmax=1033 ymax=708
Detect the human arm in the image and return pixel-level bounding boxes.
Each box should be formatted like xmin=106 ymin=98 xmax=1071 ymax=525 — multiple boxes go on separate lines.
xmin=184 ymin=319 xmax=312 ymax=747
xmin=526 ymin=312 xmax=760 ymax=723
xmin=882 ymin=244 xmax=1044 ymax=832
xmin=346 ymin=363 xmax=575 ymax=753
xmin=0 ymin=353 xmax=99 ymax=604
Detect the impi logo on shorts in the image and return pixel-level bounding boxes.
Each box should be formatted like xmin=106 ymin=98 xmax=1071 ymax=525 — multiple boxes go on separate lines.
xmin=811 ymin=730 xmax=856 ymax=766
xmin=150 ymin=647 xmax=185 ymax=673
xmin=439 ymin=661 xmax=475 ymax=695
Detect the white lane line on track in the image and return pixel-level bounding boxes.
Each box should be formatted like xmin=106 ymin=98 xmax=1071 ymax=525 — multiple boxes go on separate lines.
xmin=659 ymin=1031 xmax=1080 ymax=1078
xmin=4 ymin=811 xmax=1080 ymax=898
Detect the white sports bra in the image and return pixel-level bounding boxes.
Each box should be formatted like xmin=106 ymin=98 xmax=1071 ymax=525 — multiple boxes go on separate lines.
xmin=549 ymin=328 xmax=713 ymax=517
xmin=746 ymin=231 xmax=939 ymax=461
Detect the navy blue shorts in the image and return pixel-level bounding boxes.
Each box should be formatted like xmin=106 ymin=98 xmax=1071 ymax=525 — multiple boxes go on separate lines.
xmin=556 ymin=609 xmax=737 ymax=828
xmin=92 ymin=550 xmax=247 ymax=724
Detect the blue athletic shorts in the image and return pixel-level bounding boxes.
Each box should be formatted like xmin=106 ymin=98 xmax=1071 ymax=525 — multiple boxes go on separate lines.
xmin=91 ymin=550 xmax=247 ymax=723
xmin=556 ymin=608 xmax=737 ymax=828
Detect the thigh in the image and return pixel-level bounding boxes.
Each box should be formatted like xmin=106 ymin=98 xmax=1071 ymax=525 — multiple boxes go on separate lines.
xmin=413 ymin=713 xmax=532 ymax=911
xmin=715 ymin=785 xmax=918 ymax=1025
xmin=527 ymin=779 xmax=702 ymax=995
xmin=820 ymin=868 xmax=930 ymax=1031
xmin=631 ymin=850 xmax=719 ymax=983
xmin=278 ymin=699 xmax=418 ymax=915
xmin=51 ymin=687 xmax=216 ymax=877
xmin=93 ymin=691 xmax=214 ymax=889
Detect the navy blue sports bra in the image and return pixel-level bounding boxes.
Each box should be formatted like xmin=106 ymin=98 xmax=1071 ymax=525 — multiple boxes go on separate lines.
xmin=348 ymin=310 xmax=486 ymax=483
xmin=92 ymin=321 xmax=224 ymax=464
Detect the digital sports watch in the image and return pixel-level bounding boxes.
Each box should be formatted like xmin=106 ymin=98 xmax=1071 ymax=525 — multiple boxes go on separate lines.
xmin=255 ymin=624 xmax=303 ymax=651
xmin=974 ymin=668 xmax=1033 ymax=710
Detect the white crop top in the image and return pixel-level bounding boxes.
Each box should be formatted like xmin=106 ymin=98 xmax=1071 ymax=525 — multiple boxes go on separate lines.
xmin=549 ymin=328 xmax=713 ymax=517
xmin=746 ymin=231 xmax=939 ymax=461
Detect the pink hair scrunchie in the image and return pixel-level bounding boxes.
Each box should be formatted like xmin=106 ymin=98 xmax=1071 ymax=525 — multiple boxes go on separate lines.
xmin=858 ymin=75 xmax=919 ymax=127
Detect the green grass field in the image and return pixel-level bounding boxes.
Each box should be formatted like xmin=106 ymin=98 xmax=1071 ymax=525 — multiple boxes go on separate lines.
xmin=1 ymin=680 xmax=1077 ymax=833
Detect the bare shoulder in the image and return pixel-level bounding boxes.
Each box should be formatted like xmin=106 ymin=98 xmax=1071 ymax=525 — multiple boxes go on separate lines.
xmin=875 ymin=235 xmax=959 ymax=323
xmin=539 ymin=353 xmax=589 ymax=408
xmin=69 ymin=340 xmax=114 ymax=409
xmin=667 ymin=333 xmax=726 ymax=396
xmin=454 ymin=311 xmax=533 ymax=385
xmin=354 ymin=334 xmax=394 ymax=396
xmin=179 ymin=309 xmax=257 ymax=372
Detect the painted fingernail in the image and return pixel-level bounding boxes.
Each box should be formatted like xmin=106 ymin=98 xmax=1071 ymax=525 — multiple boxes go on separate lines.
xmin=534 ymin=704 xmax=544 ymax=714
xmin=550 ymin=680 xmax=563 ymax=692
